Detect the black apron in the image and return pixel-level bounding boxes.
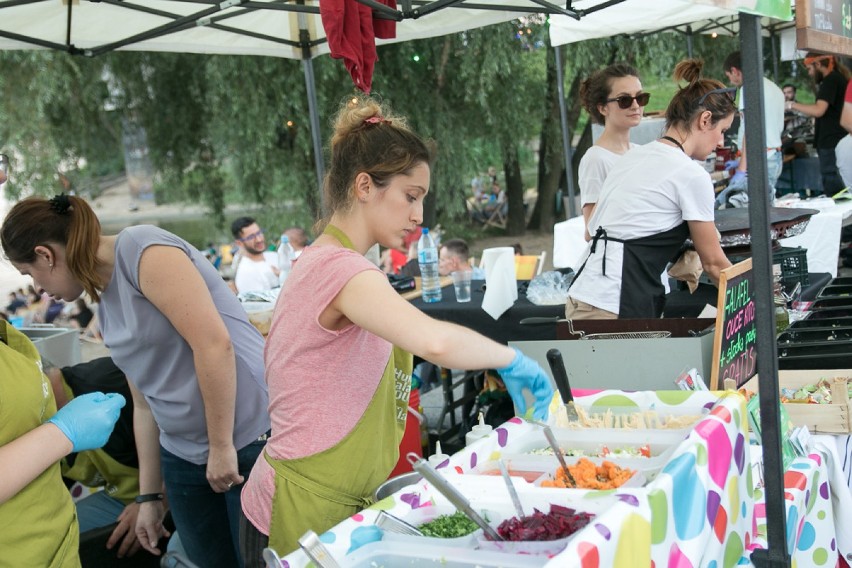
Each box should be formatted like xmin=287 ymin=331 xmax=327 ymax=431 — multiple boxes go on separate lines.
xmin=574 ymin=223 xmax=690 ymax=318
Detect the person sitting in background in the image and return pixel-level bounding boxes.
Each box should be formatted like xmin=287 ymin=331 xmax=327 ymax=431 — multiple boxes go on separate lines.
xmin=5 ymin=292 xmax=26 ymax=315
xmin=781 ymin=83 xmax=814 ymax=148
xmin=438 ymin=238 xmax=485 ymax=279
xmin=45 ymin=357 xmax=143 ymax=558
xmin=1 ymin=320 xmax=124 ymax=567
xmin=231 ymin=216 xmax=280 ymax=294
xmin=283 ymin=227 xmax=309 ymax=258
xmin=69 ymin=298 xmax=94 ymax=330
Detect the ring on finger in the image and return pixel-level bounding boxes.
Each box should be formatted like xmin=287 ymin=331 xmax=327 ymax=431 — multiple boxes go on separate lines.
xmin=227 ymin=481 xmax=234 ymax=488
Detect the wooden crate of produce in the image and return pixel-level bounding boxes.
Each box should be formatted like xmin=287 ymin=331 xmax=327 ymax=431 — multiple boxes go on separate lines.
xmin=740 ymin=370 xmax=851 ymax=434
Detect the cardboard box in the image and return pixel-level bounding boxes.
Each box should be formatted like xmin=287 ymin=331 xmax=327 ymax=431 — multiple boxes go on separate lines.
xmin=741 ymin=370 xmax=851 ymax=434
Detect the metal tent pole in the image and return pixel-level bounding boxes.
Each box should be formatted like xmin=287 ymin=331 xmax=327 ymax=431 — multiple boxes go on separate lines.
xmin=298 ymin=12 xmax=325 ymax=200
xmin=739 ymin=11 xmax=790 ymax=568
xmin=554 ymin=44 xmax=577 ymax=219
xmin=686 ymin=25 xmax=694 ymax=59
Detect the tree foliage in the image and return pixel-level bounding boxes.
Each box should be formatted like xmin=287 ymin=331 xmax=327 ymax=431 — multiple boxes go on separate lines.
xmin=0 ymin=19 xmax=794 ymax=237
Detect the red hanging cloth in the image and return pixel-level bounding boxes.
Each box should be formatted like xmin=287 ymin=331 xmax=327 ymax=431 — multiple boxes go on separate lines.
xmin=320 ymin=0 xmax=397 ymax=94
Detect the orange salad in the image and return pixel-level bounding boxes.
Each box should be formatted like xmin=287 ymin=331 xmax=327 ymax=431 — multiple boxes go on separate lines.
xmin=540 ymin=458 xmax=635 ymax=490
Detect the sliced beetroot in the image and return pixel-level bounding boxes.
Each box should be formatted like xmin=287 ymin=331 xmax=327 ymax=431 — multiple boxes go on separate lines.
xmin=492 ymin=505 xmax=594 ymax=542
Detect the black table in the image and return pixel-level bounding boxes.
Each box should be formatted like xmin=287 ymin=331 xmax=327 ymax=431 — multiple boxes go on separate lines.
xmin=409 ymin=280 xmax=564 ymax=345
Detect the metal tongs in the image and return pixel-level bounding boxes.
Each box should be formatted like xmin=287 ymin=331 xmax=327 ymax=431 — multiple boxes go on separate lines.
xmin=297 ymin=530 xmax=341 ymax=568
xmin=546 ymin=348 xmax=579 ymax=421
xmin=406 ymin=452 xmax=503 ymax=541
xmin=375 ymin=510 xmax=423 ymax=536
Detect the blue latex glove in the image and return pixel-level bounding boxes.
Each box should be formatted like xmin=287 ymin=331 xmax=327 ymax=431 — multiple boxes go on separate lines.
xmin=47 ymin=391 xmax=126 ymax=452
xmin=724 ymin=159 xmax=740 ymax=171
xmin=729 ymin=170 xmax=747 ymax=185
xmin=497 ymin=348 xmax=555 ymax=421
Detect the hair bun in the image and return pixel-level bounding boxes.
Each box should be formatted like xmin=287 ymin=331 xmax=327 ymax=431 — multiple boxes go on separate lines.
xmin=49 ymin=193 xmax=72 ymax=215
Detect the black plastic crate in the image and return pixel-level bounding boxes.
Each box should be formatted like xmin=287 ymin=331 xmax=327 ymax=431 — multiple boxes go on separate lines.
xmin=774 ymin=246 xmax=809 ymax=289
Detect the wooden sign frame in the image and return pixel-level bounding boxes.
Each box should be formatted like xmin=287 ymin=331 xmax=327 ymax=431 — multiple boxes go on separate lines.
xmin=795 ymin=0 xmax=852 ymax=58
xmin=710 ymin=258 xmax=757 ymax=390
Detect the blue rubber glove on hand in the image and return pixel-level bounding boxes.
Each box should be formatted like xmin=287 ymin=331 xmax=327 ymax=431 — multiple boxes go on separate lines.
xmin=497 ymin=348 xmax=555 ymax=421
xmin=724 ymin=159 xmax=740 ymax=171
xmin=47 ymin=391 xmax=126 ymax=452
xmin=729 ymin=170 xmax=747 ymax=185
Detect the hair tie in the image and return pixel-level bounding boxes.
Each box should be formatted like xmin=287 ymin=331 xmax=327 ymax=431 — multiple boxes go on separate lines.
xmin=49 ymin=193 xmax=72 ymax=215
xmin=364 ymin=116 xmax=391 ymax=125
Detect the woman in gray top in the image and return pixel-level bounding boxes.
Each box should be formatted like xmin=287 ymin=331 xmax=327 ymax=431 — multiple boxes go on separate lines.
xmin=1 ymin=194 xmax=269 ymax=568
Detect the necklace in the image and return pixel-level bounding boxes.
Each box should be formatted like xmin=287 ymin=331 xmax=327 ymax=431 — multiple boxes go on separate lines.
xmin=660 ymin=135 xmax=685 ymax=153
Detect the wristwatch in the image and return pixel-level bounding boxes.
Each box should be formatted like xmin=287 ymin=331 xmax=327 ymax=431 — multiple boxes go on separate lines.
xmin=134 ymin=493 xmax=165 ymax=504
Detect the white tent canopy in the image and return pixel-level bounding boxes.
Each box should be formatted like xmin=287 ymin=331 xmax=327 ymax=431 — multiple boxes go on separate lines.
xmin=549 ymin=0 xmax=793 ymax=45
xmin=0 ymin=0 xmax=548 ymax=58
xmin=0 ymin=0 xmax=565 ymax=189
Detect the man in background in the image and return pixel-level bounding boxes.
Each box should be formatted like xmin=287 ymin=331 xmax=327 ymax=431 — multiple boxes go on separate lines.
xmin=230 ymin=217 xmax=280 ymax=294
xmin=717 ymin=51 xmax=786 ymax=207
xmin=781 ymin=83 xmax=814 ymax=148
xmin=787 ymin=53 xmax=850 ymax=196
xmin=283 ymin=227 xmax=309 ymax=259
xmin=438 ymin=238 xmax=486 ymax=279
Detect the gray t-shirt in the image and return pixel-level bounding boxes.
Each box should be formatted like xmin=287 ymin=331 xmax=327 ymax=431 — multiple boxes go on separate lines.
xmin=99 ymin=225 xmax=270 ymax=464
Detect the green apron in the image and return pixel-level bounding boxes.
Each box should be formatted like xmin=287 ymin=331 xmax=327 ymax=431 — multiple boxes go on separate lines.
xmin=264 ymin=225 xmax=413 ymax=555
xmin=0 ymin=322 xmax=80 ymax=568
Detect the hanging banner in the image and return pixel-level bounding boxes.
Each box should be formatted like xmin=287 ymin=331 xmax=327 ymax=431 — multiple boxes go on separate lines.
xmin=696 ymin=0 xmax=793 ymax=19
xmin=796 ymin=0 xmax=852 ymax=56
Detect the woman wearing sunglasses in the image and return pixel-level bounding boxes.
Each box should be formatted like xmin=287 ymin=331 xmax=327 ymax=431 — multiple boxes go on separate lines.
xmin=566 ymin=59 xmax=733 ymax=320
xmin=578 ymin=64 xmax=649 ymax=241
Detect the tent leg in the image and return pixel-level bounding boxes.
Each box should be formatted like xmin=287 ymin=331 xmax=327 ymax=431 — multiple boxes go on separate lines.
xmin=554 ymin=44 xmax=577 ymax=219
xmin=740 ymin=11 xmax=790 ymax=568
xmin=303 ymin=56 xmax=324 ymax=199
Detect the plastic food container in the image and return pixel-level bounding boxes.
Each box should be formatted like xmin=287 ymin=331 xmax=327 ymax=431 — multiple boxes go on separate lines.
xmin=475 ymin=456 xmax=646 ymax=489
xmin=344 ymin=540 xmax=543 ymax=567
xmin=494 ymin=428 xmax=684 ymax=482
xmin=381 ymin=504 xmax=487 ymax=548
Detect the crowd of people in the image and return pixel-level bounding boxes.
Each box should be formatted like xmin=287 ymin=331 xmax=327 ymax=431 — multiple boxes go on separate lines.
xmin=0 ymin=95 xmax=555 ymax=567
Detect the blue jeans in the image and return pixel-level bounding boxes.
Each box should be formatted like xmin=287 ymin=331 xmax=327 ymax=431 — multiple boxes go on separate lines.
xmin=76 ymin=491 xmax=126 ymax=533
xmin=160 ymin=438 xmax=266 ymax=568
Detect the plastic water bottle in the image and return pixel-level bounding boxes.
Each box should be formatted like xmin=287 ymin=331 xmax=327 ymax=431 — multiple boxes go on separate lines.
xmin=417 ymin=228 xmax=442 ymax=303
xmin=277 ymin=235 xmax=294 ymax=286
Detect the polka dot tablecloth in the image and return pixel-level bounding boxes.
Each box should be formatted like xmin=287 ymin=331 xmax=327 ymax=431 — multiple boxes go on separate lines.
xmin=279 ymin=390 xmax=838 ymax=567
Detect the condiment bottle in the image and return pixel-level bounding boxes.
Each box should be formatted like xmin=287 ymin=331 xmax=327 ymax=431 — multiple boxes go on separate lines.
xmin=773 ymin=264 xmax=790 ymax=334
xmin=465 ymin=412 xmax=493 ymax=446
xmin=427 ymin=441 xmax=450 ymax=468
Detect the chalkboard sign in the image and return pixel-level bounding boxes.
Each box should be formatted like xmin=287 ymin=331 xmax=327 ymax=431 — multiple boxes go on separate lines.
xmin=711 ymin=259 xmax=757 ymax=389
xmin=796 ymin=0 xmax=852 ymax=58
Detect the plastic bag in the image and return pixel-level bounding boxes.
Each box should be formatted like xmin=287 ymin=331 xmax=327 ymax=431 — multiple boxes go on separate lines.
xmin=526 ymin=270 xmax=574 ymax=306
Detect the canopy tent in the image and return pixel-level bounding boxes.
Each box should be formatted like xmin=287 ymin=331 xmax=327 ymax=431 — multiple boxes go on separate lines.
xmin=0 ymin=0 xmax=569 ymax=190
xmin=549 ymin=0 xmax=794 ymax=45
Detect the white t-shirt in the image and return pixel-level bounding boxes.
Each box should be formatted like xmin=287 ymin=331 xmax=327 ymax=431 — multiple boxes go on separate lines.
xmin=738 ymin=77 xmax=785 ymax=152
xmin=570 ymin=141 xmax=715 ymax=315
xmin=234 ymin=251 xmax=280 ymax=293
xmin=578 ymin=144 xmax=637 ymax=207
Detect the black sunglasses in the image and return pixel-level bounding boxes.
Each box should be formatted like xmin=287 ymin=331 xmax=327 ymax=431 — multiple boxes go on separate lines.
xmin=696 ymin=87 xmax=737 ymax=107
xmin=605 ymin=93 xmax=651 ymax=109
